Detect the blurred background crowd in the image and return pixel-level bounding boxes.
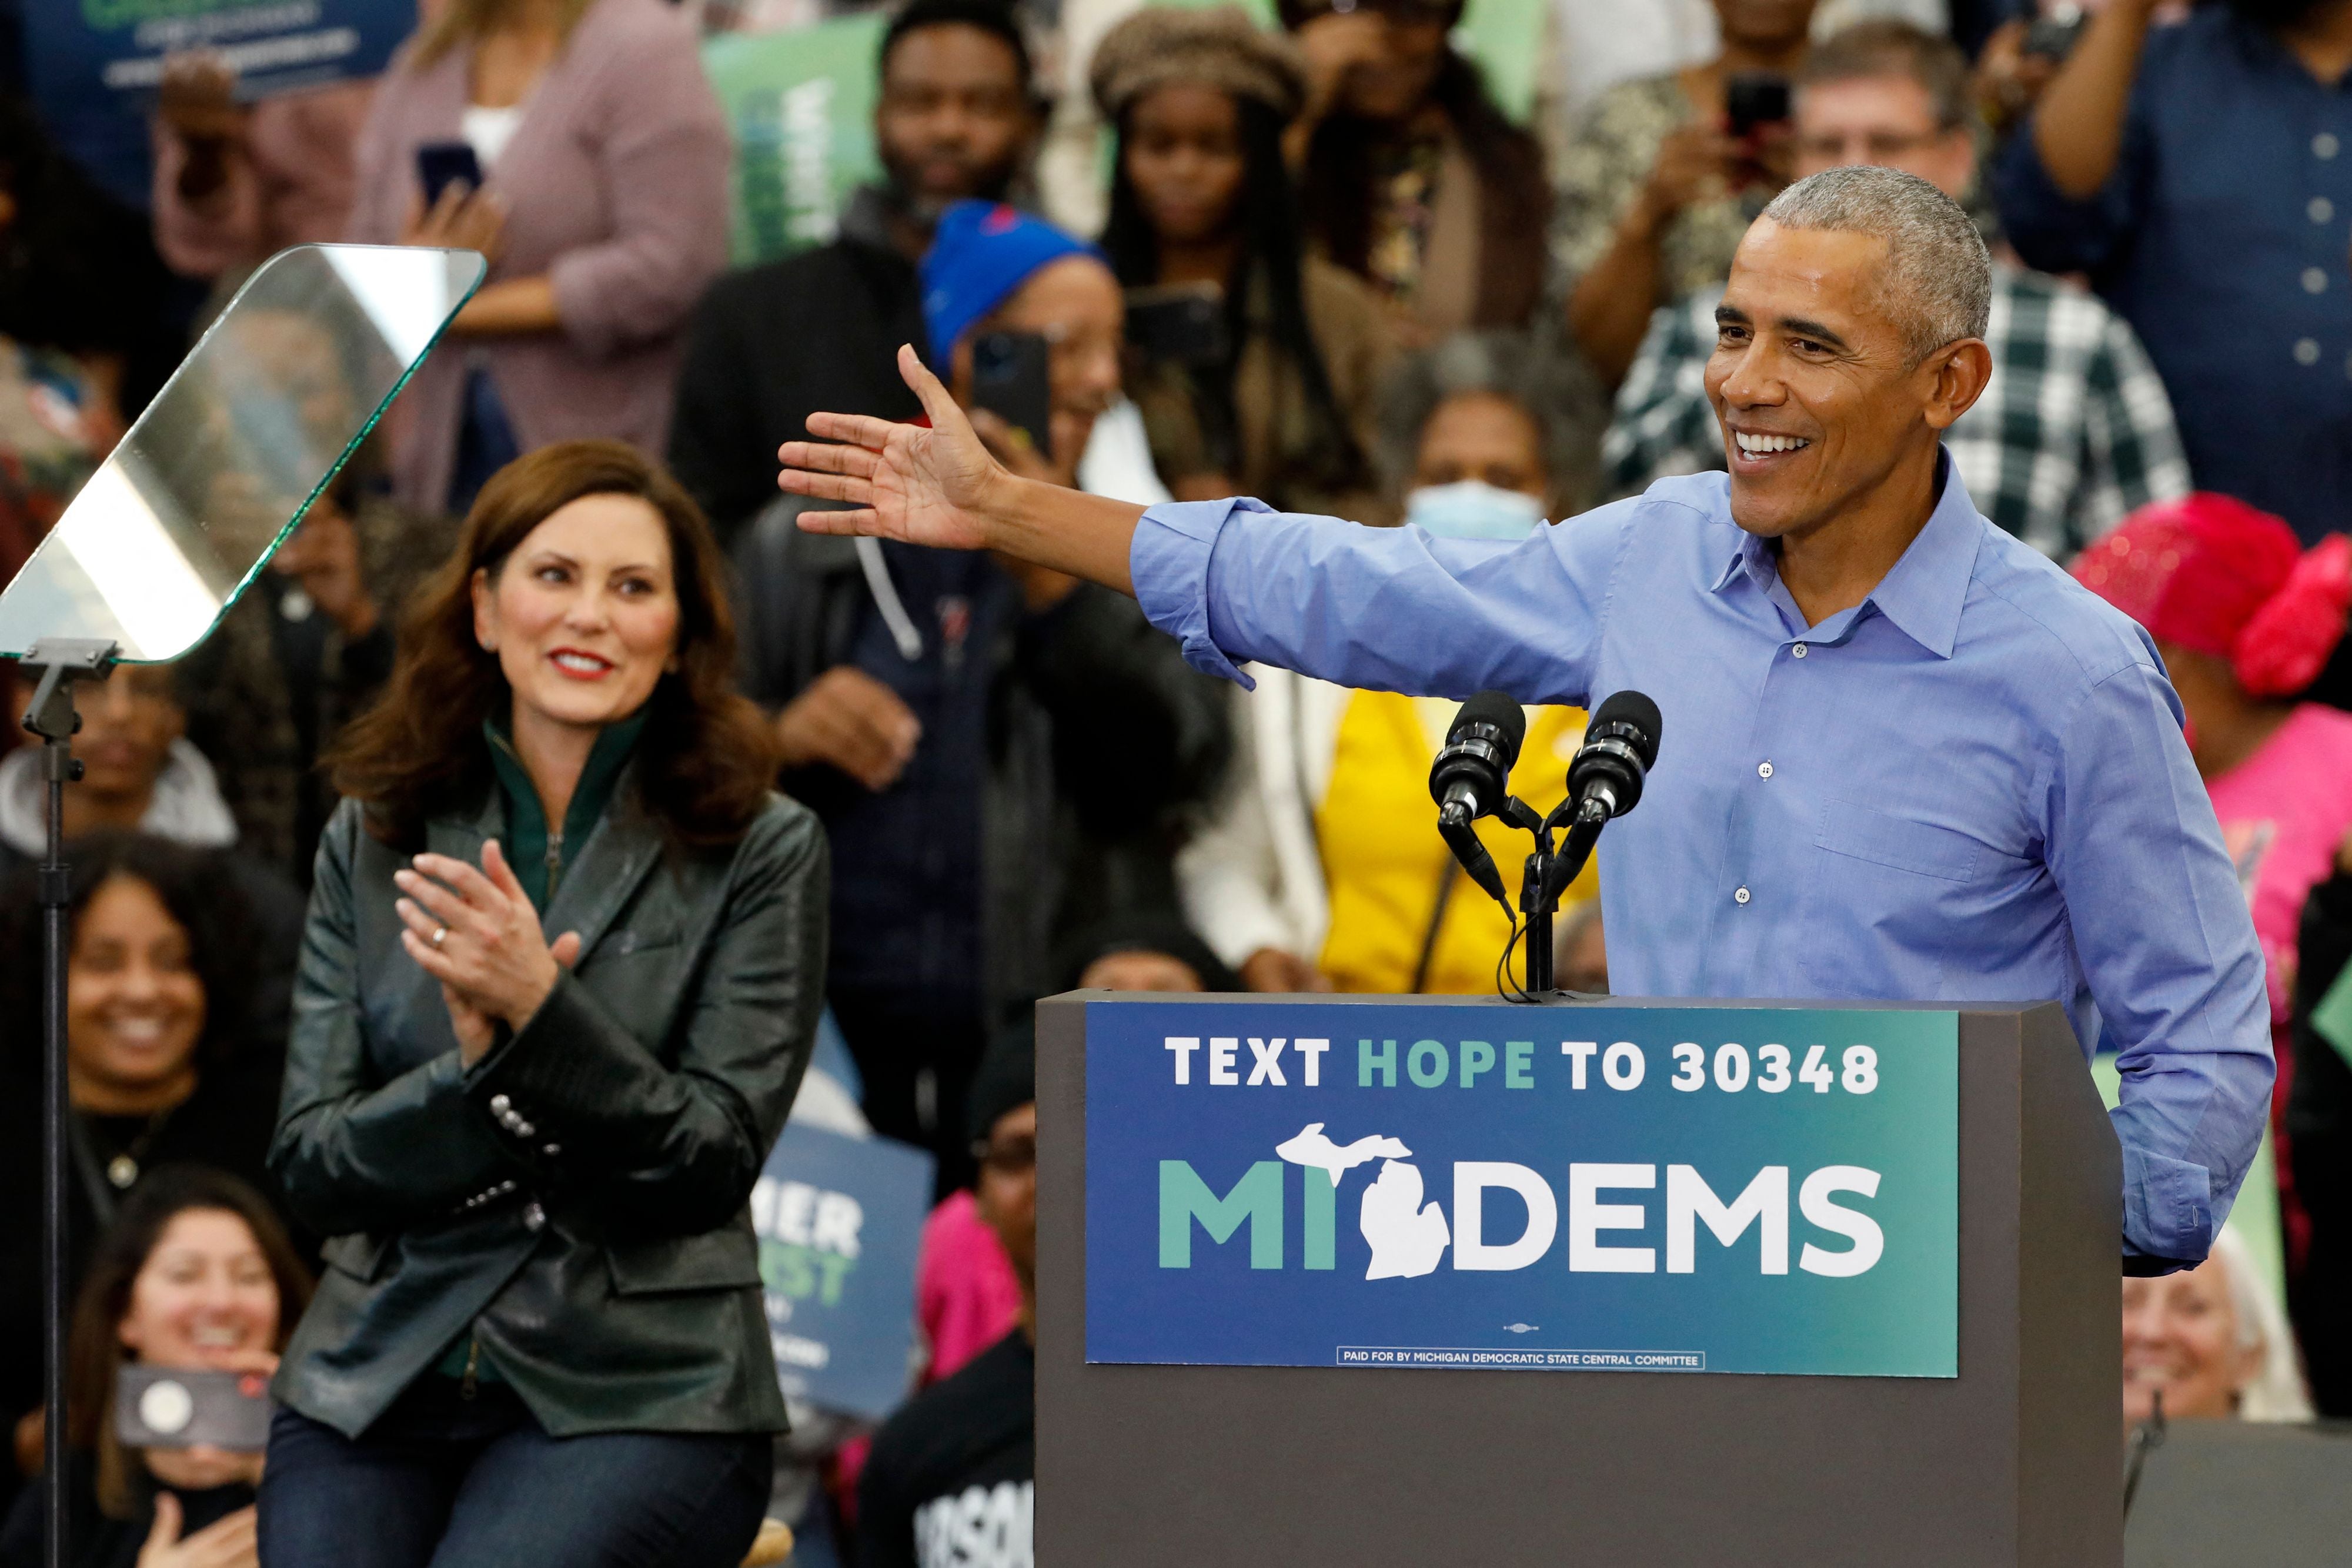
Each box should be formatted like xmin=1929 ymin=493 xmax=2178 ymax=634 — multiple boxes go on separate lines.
xmin=0 ymin=0 xmax=2350 ymax=1562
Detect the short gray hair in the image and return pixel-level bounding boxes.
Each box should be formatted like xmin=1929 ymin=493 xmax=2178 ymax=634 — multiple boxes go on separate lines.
xmin=1758 ymin=165 xmax=1990 ymax=363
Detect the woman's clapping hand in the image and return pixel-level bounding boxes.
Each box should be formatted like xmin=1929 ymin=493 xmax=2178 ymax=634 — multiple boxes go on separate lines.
xmin=395 ymin=840 xmax=581 ymax=1062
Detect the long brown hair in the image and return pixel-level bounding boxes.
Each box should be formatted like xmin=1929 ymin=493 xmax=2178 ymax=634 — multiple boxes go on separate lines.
xmin=411 ymin=0 xmax=594 ymax=69
xmin=65 ymin=1167 xmax=313 ymax=1516
xmin=328 ymin=440 xmax=779 ymax=849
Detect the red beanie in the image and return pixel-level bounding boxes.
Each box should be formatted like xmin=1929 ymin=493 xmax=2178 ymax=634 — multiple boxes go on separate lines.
xmin=2072 ymin=494 xmax=2352 ymax=697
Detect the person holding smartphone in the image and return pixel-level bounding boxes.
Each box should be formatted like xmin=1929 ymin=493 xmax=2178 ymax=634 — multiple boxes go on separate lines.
xmin=1281 ymin=0 xmax=1552 ymax=341
xmin=1093 ymin=6 xmax=1398 ymax=521
xmin=734 ymin=201 xmax=1228 ymax=1192
xmin=345 ymin=0 xmax=729 ymax=517
xmin=0 ymin=1167 xmax=312 ymax=1568
xmin=1555 ymin=0 xmax=1817 ymax=387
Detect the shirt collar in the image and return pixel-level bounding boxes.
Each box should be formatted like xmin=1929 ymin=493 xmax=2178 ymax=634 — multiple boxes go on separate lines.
xmin=1707 ymin=449 xmax=1985 ymax=659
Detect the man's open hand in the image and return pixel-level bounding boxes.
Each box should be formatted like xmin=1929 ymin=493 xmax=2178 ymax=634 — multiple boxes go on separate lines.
xmin=779 ymin=345 xmax=1007 ymax=550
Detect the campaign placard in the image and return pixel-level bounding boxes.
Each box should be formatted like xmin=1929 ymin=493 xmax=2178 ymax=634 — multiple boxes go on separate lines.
xmin=25 ymin=0 xmax=414 ymax=206
xmin=702 ymin=15 xmax=887 ymax=268
xmin=1085 ymin=1001 xmax=1958 ymax=1378
xmin=753 ymin=1122 xmax=933 ymax=1420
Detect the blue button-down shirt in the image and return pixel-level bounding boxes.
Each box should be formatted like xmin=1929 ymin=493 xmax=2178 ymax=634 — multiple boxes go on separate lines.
xmin=1132 ymin=465 xmax=2273 ymax=1263
xmin=1992 ymin=6 xmax=2352 ymax=544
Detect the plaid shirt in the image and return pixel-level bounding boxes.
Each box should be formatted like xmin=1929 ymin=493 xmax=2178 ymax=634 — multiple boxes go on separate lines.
xmin=1602 ymin=265 xmax=2191 ymax=560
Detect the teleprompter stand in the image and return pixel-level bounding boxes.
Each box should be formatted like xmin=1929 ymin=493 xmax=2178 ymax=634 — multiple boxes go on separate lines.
xmin=20 ymin=638 xmax=118 ymax=1568
xmin=1035 ymin=994 xmax=2124 ymax=1566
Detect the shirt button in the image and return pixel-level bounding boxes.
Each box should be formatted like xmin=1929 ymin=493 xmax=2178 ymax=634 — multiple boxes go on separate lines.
xmin=1757 ymin=761 xmax=1774 ymax=778
xmin=489 ymin=1095 xmax=511 ymax=1115
xmin=2318 ymin=132 xmax=2342 ymax=159
xmin=523 ymin=1202 xmax=546 ymax=1233
xmin=1791 ymin=643 xmax=1808 ymax=660
xmin=1734 ymin=886 xmax=1752 ymax=905
xmin=2313 ymin=196 xmax=2337 ymax=224
xmin=2303 ymin=267 xmax=2330 ymax=295
xmin=2297 ymin=337 xmax=2323 ymax=365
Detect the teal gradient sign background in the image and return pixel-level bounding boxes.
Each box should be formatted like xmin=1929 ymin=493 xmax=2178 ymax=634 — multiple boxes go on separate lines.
xmin=1085 ymin=1002 xmax=1958 ymax=1378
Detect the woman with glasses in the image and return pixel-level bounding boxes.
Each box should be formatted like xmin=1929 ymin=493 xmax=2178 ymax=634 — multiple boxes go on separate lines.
xmin=1279 ymin=0 xmax=1553 ymax=343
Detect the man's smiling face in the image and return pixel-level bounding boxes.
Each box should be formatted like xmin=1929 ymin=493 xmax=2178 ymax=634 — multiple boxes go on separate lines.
xmin=1705 ymin=218 xmax=1949 ymax=543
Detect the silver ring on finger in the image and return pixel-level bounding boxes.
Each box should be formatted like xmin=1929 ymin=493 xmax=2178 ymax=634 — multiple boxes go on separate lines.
xmin=432 ymin=926 xmax=448 ymax=948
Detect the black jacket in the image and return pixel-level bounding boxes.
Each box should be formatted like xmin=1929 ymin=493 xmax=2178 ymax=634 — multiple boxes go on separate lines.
xmin=268 ymin=779 xmax=828 ymax=1438
xmin=2288 ymin=865 xmax=2352 ymax=1416
xmin=669 ymin=187 xmax=926 ymax=546
xmin=734 ymin=503 xmax=1230 ymax=1024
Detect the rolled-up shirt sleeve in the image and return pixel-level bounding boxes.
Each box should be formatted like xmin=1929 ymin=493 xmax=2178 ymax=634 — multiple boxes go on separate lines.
xmin=2043 ymin=647 xmax=2274 ymax=1266
xmin=1130 ymin=494 xmax=1633 ymax=704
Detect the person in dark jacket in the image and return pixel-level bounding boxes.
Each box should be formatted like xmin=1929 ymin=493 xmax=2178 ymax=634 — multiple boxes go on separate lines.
xmin=2289 ymin=825 xmax=2352 ymax=1416
xmin=0 ymin=1168 xmax=312 ymax=1568
xmin=736 ymin=208 xmax=1229 ymax=1195
xmin=667 ymin=0 xmax=1043 ymax=546
xmin=857 ymin=1022 xmax=1036 ymax=1568
xmin=255 ymin=442 xmax=826 ymax=1568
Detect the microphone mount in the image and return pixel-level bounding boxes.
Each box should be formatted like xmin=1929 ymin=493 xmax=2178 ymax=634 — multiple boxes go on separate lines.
xmin=1428 ymin=689 xmax=1660 ymax=1002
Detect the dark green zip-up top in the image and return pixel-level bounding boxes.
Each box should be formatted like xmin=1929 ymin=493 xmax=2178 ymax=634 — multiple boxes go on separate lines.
xmin=485 ymin=708 xmax=648 ymax=908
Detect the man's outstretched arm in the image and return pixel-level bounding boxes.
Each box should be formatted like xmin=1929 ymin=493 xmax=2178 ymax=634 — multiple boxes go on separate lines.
xmin=777 ymin=343 xmax=1147 ymax=594
xmin=781 ymin=342 xmax=1617 ymax=704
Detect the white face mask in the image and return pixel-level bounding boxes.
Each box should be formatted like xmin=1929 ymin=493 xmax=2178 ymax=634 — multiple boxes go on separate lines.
xmin=1404 ymin=480 xmax=1548 ymax=540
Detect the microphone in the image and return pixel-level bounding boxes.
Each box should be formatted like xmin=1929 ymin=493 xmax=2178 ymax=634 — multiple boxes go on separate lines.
xmin=1566 ymin=690 xmax=1662 ymax=824
xmin=1428 ymin=690 xmax=1526 ymax=827
xmin=1428 ymin=691 xmax=1526 ymax=911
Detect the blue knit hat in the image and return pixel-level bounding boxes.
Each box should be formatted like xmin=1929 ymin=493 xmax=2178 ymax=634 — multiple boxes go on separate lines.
xmin=920 ymin=200 xmax=1104 ymax=362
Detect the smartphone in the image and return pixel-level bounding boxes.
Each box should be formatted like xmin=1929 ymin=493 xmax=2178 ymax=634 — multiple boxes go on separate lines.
xmin=970 ymin=331 xmax=1053 ymax=457
xmin=1124 ymin=284 xmax=1228 ymax=369
xmin=115 ymin=1365 xmax=273 ymax=1452
xmin=2023 ymin=4 xmax=2087 ymax=61
xmin=1723 ymin=72 xmax=1792 ymax=141
xmin=416 ymin=141 xmax=485 ymax=208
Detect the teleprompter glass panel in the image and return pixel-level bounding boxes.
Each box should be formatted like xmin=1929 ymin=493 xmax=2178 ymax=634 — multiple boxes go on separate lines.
xmin=0 ymin=245 xmax=483 ymax=661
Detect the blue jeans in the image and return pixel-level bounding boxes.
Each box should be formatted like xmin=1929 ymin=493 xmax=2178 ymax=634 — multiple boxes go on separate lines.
xmin=256 ymin=1378 xmax=771 ymax=1568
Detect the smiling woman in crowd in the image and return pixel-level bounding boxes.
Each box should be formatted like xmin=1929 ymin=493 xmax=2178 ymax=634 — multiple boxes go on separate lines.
xmin=2122 ymin=1225 xmax=2311 ymax=1434
xmin=1 ymin=835 xmax=285 ymax=1499
xmin=0 ymin=1166 xmax=312 ymax=1568
xmin=258 ymin=440 xmax=823 ymax=1568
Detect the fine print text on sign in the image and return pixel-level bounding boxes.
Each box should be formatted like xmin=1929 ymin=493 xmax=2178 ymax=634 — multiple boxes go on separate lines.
xmin=1084 ymin=1002 xmax=1959 ymax=1378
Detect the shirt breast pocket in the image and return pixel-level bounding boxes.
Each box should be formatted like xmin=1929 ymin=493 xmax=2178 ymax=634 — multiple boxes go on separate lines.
xmin=1797 ymin=798 xmax=2005 ymax=997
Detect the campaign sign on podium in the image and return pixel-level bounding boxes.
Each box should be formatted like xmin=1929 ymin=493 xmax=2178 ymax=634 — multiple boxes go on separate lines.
xmin=1085 ymin=1000 xmax=1957 ymax=1378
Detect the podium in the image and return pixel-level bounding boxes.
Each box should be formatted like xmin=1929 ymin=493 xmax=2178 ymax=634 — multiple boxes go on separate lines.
xmin=1035 ymin=994 xmax=2121 ymax=1566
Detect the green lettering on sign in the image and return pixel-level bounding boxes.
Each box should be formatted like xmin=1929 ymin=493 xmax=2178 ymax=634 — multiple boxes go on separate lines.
xmin=1160 ymin=1160 xmax=1284 ymax=1269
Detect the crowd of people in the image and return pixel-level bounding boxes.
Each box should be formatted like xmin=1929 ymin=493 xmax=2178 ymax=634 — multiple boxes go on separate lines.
xmin=0 ymin=0 xmax=2349 ymax=1563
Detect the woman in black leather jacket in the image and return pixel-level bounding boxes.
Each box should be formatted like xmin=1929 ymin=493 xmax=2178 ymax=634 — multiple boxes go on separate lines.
xmin=253 ymin=440 xmax=827 ymax=1568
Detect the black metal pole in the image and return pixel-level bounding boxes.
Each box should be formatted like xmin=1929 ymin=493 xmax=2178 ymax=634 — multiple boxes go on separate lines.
xmin=20 ymin=638 xmax=116 ymax=1568
xmin=1522 ymin=855 xmax=1554 ymax=995
xmin=39 ymin=731 xmax=69 ymax=1568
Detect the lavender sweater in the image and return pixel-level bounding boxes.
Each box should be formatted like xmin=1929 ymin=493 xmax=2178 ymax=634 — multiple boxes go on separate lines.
xmin=346 ymin=0 xmax=730 ymax=512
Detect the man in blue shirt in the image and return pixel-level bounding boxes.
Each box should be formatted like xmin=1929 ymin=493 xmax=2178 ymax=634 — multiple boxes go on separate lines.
xmin=1992 ymin=0 xmax=2352 ymax=546
xmin=779 ymin=165 xmax=2274 ymax=1272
